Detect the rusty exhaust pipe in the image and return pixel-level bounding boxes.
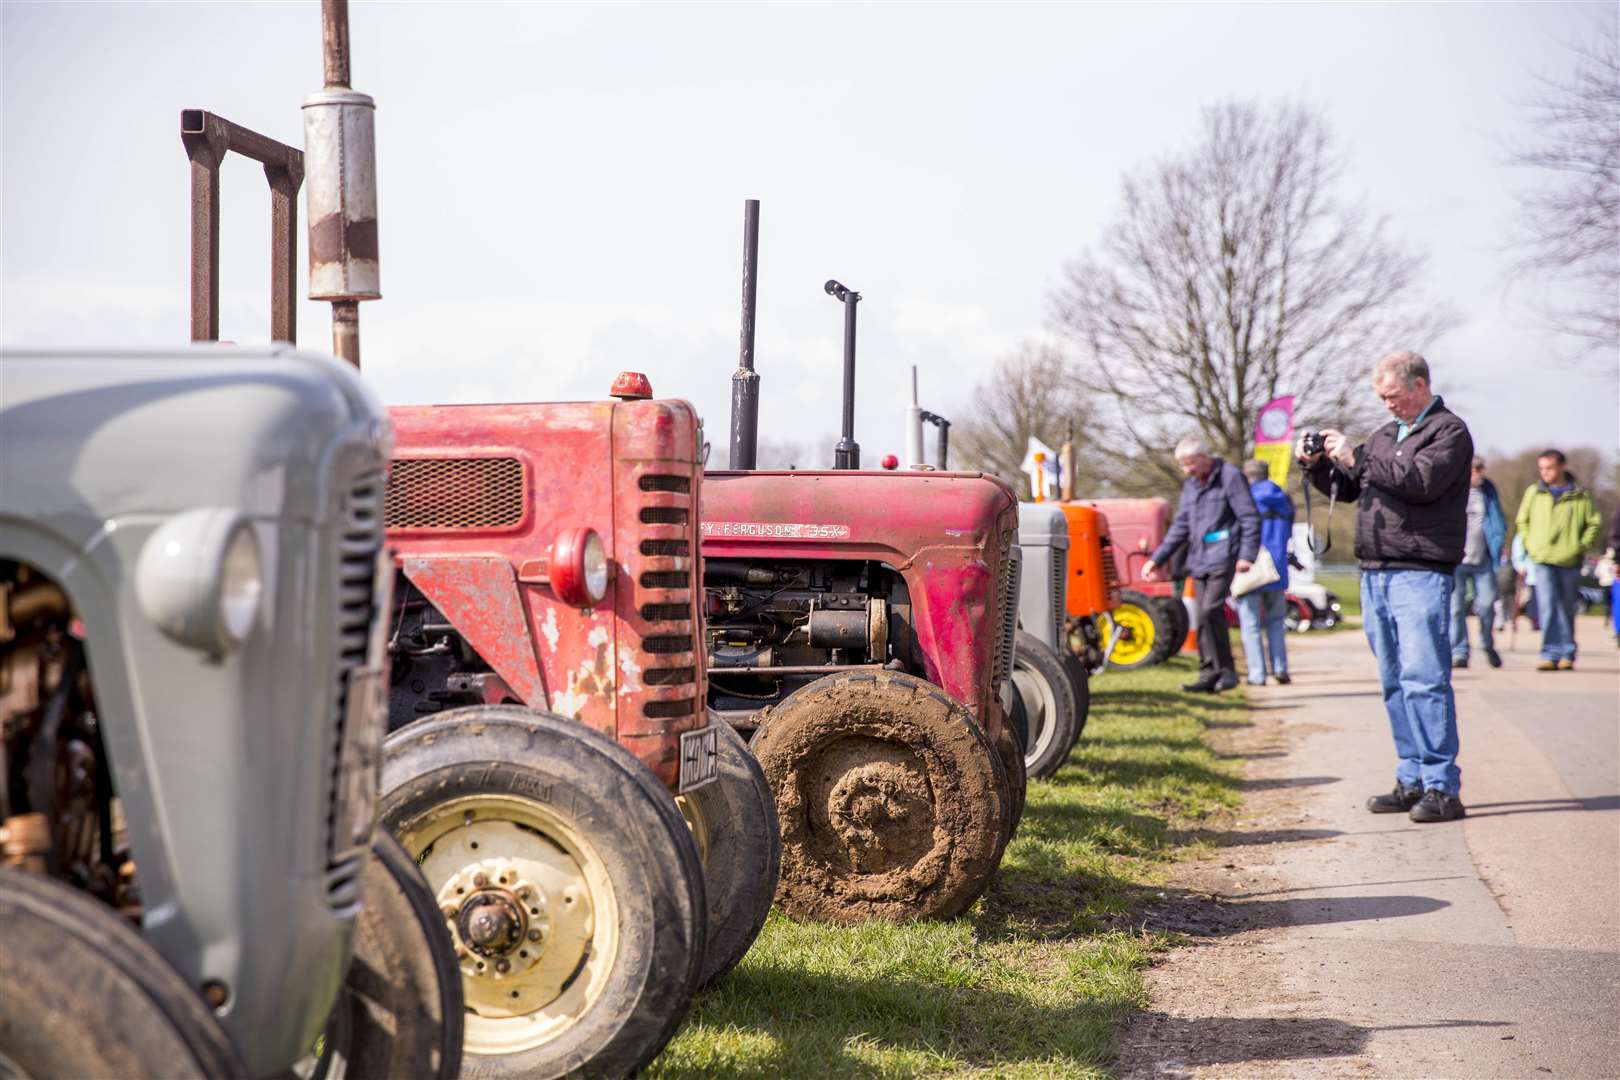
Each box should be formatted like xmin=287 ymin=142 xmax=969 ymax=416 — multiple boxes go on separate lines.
xmin=304 ymin=0 xmax=379 ymax=368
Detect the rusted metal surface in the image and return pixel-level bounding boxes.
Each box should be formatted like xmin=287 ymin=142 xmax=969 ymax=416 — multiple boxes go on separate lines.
xmin=701 ymin=468 xmax=1018 ymax=736
xmin=179 ymin=109 xmax=304 ymax=343
xmin=321 ymin=0 xmax=351 ymax=88
xmin=386 ymin=398 xmax=709 ymax=792
xmin=304 ymin=0 xmax=377 ymax=367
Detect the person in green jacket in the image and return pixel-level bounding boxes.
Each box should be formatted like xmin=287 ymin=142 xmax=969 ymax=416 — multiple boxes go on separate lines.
xmin=1515 ymin=449 xmax=1603 ymax=670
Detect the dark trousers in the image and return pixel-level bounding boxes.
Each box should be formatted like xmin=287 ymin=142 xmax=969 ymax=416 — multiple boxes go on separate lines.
xmin=1194 ymin=569 xmax=1236 ymax=678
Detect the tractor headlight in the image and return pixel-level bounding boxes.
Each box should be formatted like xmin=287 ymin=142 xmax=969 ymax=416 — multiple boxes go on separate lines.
xmin=547 ymin=526 xmax=609 ymax=608
xmin=136 ymin=509 xmax=264 ymax=655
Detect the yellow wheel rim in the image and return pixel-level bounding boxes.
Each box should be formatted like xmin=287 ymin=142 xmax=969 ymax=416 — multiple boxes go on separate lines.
xmin=1103 ymin=603 xmax=1157 ymax=666
xmin=675 ymin=790 xmax=711 ymax=867
xmin=396 ymin=794 xmax=619 ymax=1058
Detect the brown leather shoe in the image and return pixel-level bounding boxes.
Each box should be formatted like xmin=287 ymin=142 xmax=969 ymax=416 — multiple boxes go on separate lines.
xmin=1558 ymin=658 xmax=1575 ymax=670
xmin=1537 ymin=660 xmax=1560 ymax=671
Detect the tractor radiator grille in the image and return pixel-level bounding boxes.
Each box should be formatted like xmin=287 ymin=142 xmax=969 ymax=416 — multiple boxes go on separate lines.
xmin=1051 ymin=546 xmax=1067 ymax=646
xmin=383 ymin=456 xmax=525 ymax=530
xmin=325 ymin=473 xmax=384 ymax=900
xmin=1100 ymin=534 xmax=1122 ymax=607
xmin=636 ymin=473 xmax=699 ymax=717
xmin=992 ymin=537 xmax=1021 ymax=691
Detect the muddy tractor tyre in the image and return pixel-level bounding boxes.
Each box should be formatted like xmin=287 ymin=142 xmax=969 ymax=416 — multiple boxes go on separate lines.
xmin=1105 ymin=590 xmax=1176 ymax=669
xmin=993 ymin=713 xmax=1027 ymax=843
xmin=0 ymin=867 xmax=247 ymax=1080
xmin=306 ymin=831 xmax=465 ymax=1079
xmin=1011 ymin=630 xmax=1080 ymax=780
xmin=1063 ymin=650 xmax=1091 ymax=745
xmin=679 ymin=721 xmax=781 ymax=989
xmin=748 ymin=670 xmax=1008 ymax=923
xmin=380 ymin=706 xmax=706 ymax=1080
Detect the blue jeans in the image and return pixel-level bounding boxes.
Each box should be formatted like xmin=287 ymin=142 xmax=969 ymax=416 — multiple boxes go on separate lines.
xmin=1449 ymin=562 xmax=1497 ymax=661
xmin=1362 ymin=570 xmax=1460 ymax=794
xmin=1532 ymin=563 xmax=1581 ymax=662
xmin=1235 ymin=588 xmax=1289 ymax=684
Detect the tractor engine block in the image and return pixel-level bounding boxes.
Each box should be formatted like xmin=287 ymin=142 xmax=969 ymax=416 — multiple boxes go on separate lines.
xmin=703 ymin=558 xmax=919 ymax=720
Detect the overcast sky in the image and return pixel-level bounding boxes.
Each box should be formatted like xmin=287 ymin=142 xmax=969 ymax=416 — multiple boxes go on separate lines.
xmin=3 ymin=2 xmax=1616 ymax=465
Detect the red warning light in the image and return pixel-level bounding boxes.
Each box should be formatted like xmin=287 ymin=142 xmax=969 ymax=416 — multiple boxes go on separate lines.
xmin=880 ymin=454 xmax=899 ymax=470
xmin=609 ymin=371 xmax=654 ymax=400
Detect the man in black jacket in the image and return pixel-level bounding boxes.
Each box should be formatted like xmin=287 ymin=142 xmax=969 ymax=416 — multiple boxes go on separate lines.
xmin=1143 ymin=437 xmax=1260 ymax=693
xmin=1298 ymin=351 xmax=1474 ymax=824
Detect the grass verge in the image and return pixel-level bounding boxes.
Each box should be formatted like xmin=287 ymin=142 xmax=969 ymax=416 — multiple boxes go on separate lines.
xmin=649 ymin=656 xmax=1243 ymax=1079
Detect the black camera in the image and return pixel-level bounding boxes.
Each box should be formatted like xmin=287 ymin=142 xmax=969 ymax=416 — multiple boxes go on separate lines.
xmin=1301 ymin=431 xmax=1326 ymax=457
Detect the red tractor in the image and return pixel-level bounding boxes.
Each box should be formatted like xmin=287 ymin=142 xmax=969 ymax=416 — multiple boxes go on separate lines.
xmin=699 ymin=203 xmax=1023 ymax=924
xmin=1081 ymin=497 xmax=1189 ymax=668
xmin=377 ymin=377 xmax=781 ymax=1078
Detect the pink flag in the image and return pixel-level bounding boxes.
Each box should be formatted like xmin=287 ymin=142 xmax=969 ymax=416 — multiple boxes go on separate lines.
xmin=1253 ymin=396 xmax=1295 ymax=445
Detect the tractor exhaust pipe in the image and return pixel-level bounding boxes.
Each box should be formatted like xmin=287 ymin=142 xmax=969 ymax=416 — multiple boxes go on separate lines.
xmin=921 ymin=410 xmax=950 ymax=469
xmin=825 ymin=279 xmax=861 ymax=470
xmin=904 ymin=366 xmax=925 ymax=468
xmin=729 ymin=199 xmax=761 ymax=470
xmin=303 ymin=0 xmax=379 ymax=368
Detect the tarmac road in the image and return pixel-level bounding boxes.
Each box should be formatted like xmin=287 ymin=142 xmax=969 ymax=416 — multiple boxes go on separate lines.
xmin=1122 ymin=615 xmax=1620 ymax=1079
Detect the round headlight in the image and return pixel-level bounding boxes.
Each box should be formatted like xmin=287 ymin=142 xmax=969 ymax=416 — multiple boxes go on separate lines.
xmin=218 ymin=526 xmax=263 ymax=644
xmin=548 ymin=526 xmax=609 ymax=608
xmin=581 ymin=530 xmax=608 ymax=605
xmin=136 ymin=509 xmax=263 ymax=655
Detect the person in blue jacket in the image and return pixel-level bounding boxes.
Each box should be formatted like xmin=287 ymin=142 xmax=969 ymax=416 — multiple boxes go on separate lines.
xmin=1142 ymin=437 xmax=1260 ymax=692
xmin=1450 ymin=455 xmax=1507 ymax=669
xmin=1236 ymin=459 xmax=1295 ymax=685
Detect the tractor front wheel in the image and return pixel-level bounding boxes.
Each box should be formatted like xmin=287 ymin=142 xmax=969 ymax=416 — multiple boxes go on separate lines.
xmin=380 ymin=706 xmax=705 ymax=1080
xmin=678 ymin=721 xmax=781 ymax=988
xmin=749 ymin=670 xmax=1008 ymax=923
xmin=1011 ymin=630 xmax=1080 ymax=780
xmin=1104 ymin=590 xmax=1176 ymax=669
xmin=0 ymin=868 xmax=246 ymax=1080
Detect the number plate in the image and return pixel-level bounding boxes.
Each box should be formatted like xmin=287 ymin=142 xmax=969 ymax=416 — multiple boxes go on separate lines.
xmin=677 ymin=726 xmax=720 ymax=793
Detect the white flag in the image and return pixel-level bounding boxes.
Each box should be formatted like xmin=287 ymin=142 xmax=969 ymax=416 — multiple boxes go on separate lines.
xmin=1021 ymin=436 xmax=1060 ymax=501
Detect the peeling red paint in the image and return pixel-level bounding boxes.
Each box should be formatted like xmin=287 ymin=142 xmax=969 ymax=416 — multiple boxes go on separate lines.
xmin=387 ymin=397 xmax=708 ymax=791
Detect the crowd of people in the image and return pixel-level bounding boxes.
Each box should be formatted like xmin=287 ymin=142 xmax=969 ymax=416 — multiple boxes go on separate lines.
xmin=1151 ymin=350 xmax=1616 ymax=826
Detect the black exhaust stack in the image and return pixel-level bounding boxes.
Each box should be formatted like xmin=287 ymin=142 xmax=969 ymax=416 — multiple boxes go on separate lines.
xmin=825 ymin=279 xmax=861 ymax=470
xmin=921 ymin=410 xmax=950 ymax=469
xmin=729 ymin=199 xmax=761 ymax=470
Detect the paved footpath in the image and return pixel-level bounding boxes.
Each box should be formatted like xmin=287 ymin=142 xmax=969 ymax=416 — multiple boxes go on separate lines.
xmin=1122 ymin=617 xmax=1619 ymax=1079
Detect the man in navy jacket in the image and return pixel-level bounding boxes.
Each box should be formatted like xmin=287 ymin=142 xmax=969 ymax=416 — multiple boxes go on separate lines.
xmin=1143 ymin=437 xmax=1261 ymax=692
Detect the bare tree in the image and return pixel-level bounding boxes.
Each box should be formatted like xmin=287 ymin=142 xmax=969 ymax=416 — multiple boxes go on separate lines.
xmin=1050 ymin=101 xmax=1456 ymax=493
xmin=952 ymin=341 xmax=1100 ymax=498
xmin=1509 ymin=22 xmax=1620 ymax=361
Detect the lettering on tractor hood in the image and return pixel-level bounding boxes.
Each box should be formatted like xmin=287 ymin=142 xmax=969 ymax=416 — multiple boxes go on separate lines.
xmin=701 ymin=521 xmax=852 ymax=540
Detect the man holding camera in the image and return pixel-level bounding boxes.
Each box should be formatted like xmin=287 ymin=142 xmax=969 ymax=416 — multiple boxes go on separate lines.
xmin=1142 ymin=436 xmax=1260 ymax=693
xmin=1298 ymin=351 xmax=1474 ymax=824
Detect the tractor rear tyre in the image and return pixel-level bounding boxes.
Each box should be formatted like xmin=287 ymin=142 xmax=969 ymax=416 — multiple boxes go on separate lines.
xmin=678 ymin=721 xmax=781 ymax=988
xmin=1105 ymin=590 xmax=1176 ymax=669
xmin=1011 ymin=630 xmax=1080 ymax=780
xmin=303 ymin=831 xmax=465 ymax=1079
xmin=749 ymin=670 xmax=1008 ymax=923
xmin=1157 ymin=594 xmax=1191 ymax=652
xmin=0 ymin=867 xmax=247 ymax=1080
xmin=380 ymin=706 xmax=706 ymax=1080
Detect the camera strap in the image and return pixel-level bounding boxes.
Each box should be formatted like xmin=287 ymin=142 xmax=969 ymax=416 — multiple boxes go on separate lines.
xmin=1301 ymin=465 xmax=1338 ymax=556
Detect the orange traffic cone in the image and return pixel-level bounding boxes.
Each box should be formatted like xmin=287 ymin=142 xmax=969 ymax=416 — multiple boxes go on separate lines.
xmin=1181 ymin=578 xmax=1198 ymax=654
